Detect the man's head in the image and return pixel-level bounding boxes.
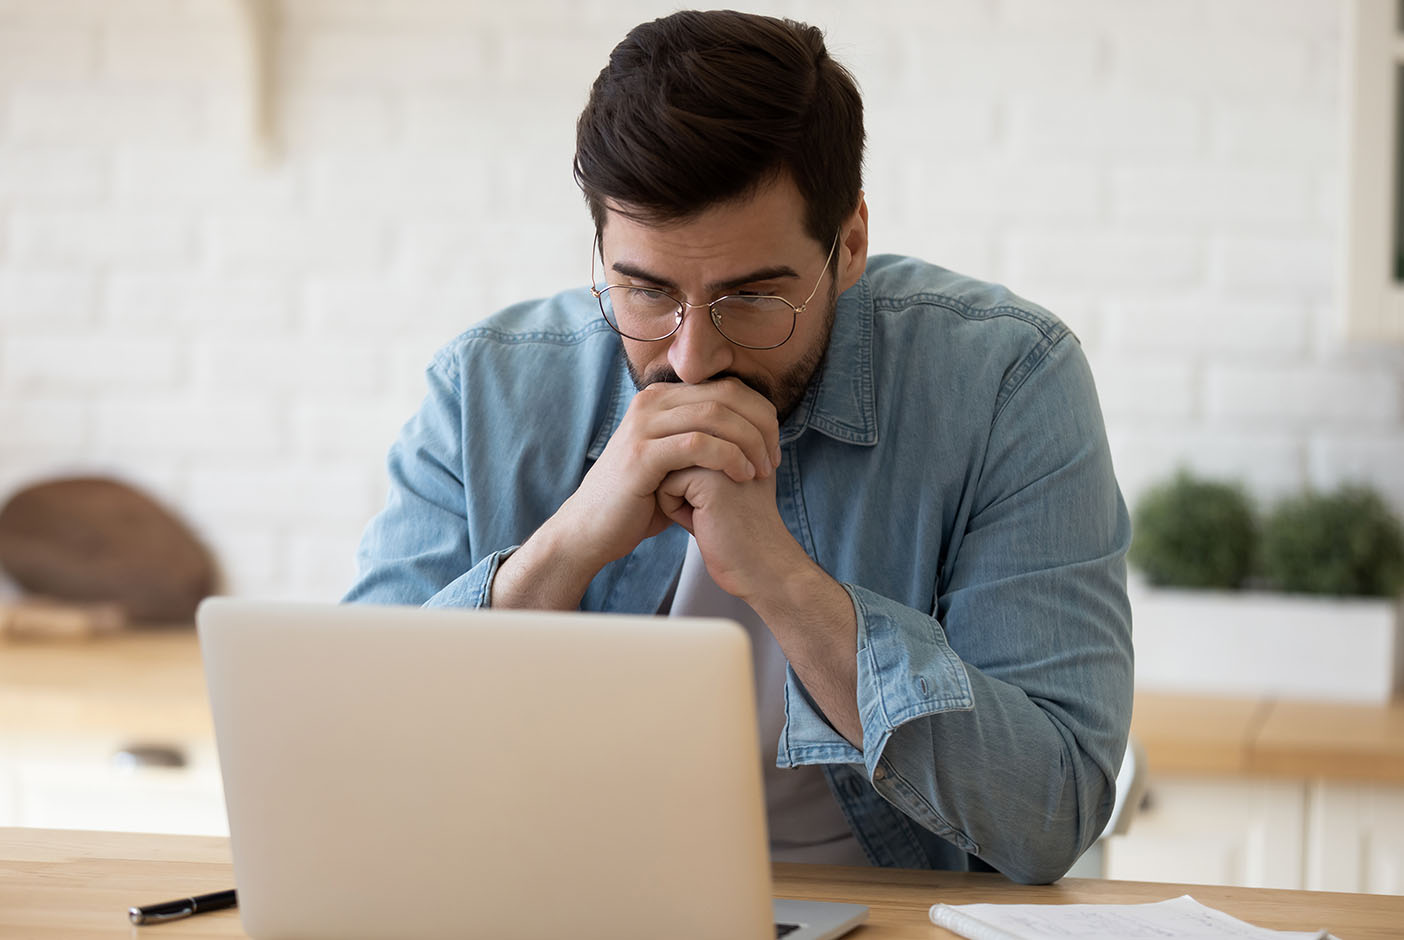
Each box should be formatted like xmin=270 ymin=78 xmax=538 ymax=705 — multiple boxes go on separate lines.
xmin=575 ymin=10 xmax=869 ymax=418
xmin=574 ymin=9 xmax=864 ymax=248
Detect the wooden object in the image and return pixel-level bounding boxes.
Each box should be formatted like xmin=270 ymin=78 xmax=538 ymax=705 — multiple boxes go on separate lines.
xmin=1128 ymin=693 xmax=1268 ymax=775
xmin=0 ymin=477 xmax=216 ymax=624
xmin=2 ymin=828 xmax=1402 ymax=939
xmin=0 ymin=598 xmax=126 ymax=640
xmin=1254 ymin=699 xmax=1404 ymax=782
xmin=0 ymin=629 xmax=212 ymax=739
xmin=1133 ymin=692 xmax=1404 ymax=784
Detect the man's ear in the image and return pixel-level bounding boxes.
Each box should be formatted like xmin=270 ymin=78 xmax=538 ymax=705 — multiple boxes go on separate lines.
xmin=836 ymin=192 xmax=869 ymax=293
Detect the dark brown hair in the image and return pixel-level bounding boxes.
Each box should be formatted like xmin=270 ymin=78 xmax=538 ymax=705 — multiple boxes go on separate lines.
xmin=573 ymin=9 xmax=864 ymax=247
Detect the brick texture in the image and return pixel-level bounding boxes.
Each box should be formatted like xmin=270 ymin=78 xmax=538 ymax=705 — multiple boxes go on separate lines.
xmin=1 ymin=0 xmax=1398 ymax=602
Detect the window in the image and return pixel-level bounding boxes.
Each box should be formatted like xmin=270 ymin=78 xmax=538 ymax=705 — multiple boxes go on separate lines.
xmin=1346 ymin=0 xmax=1404 ymax=341
xmin=1395 ymin=62 xmax=1404 ymax=282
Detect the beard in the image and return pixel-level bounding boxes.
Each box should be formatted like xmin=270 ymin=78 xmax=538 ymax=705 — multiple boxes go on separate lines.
xmin=623 ymin=285 xmax=838 ymax=424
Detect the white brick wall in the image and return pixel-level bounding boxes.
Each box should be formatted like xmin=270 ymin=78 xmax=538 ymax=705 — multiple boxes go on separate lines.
xmin=0 ymin=0 xmax=1400 ymax=603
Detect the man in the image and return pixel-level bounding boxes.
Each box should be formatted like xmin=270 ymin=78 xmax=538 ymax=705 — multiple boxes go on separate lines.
xmin=346 ymin=10 xmax=1132 ymax=884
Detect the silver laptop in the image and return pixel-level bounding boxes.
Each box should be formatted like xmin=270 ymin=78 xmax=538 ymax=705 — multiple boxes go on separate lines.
xmin=198 ymin=598 xmax=868 ymax=940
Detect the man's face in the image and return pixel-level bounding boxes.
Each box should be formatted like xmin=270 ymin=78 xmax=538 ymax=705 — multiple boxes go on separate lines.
xmin=598 ymin=174 xmax=864 ymax=421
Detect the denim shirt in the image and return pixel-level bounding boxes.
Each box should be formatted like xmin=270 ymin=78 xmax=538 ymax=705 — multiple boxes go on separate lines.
xmin=345 ymin=254 xmax=1134 ymax=884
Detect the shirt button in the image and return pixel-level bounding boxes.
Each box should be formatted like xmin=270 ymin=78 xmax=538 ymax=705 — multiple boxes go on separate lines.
xmin=872 ymin=765 xmax=888 ymax=782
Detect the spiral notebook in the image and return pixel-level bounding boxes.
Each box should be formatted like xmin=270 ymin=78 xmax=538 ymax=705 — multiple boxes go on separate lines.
xmin=928 ymin=894 xmax=1333 ymax=940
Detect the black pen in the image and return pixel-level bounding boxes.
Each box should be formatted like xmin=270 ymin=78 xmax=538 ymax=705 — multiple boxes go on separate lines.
xmin=129 ymin=889 xmax=238 ymax=925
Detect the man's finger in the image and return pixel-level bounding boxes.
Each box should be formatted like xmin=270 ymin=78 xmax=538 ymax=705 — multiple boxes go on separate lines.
xmin=638 ymin=400 xmax=774 ymax=478
xmin=637 ymin=377 xmax=781 ymax=467
xmin=640 ymin=431 xmax=759 ymax=485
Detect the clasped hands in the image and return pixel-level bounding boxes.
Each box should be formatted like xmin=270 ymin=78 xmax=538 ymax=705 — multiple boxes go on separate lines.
xmin=492 ymin=375 xmax=863 ymax=744
xmin=565 ymin=376 xmax=802 ymax=605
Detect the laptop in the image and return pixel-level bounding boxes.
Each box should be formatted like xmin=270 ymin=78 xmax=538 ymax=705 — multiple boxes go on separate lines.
xmin=198 ymin=598 xmax=868 ymax=940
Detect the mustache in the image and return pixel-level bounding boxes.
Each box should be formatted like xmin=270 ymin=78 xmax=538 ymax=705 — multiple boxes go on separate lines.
xmin=636 ymin=367 xmax=774 ymax=402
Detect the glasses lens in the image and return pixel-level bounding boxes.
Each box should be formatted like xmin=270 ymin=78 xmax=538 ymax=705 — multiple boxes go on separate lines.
xmin=598 ymin=286 xmax=681 ymax=341
xmin=711 ymin=296 xmax=797 ymax=349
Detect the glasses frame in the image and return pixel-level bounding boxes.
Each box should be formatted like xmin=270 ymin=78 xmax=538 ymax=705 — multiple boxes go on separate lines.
xmin=590 ymin=232 xmax=840 ymax=351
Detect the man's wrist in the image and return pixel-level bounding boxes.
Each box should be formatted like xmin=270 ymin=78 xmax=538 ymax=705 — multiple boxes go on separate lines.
xmin=490 ymin=512 xmax=604 ymax=610
xmin=746 ymin=554 xmax=864 ymax=746
xmin=745 ymin=551 xmax=852 ymax=638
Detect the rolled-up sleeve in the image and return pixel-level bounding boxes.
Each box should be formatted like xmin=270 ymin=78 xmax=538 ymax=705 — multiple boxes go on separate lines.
xmin=343 ymin=356 xmax=511 ymax=610
xmin=778 ymin=333 xmax=1133 ymax=884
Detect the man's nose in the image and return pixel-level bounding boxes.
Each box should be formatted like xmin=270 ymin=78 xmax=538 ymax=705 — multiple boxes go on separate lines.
xmin=667 ymin=304 xmax=734 ymax=385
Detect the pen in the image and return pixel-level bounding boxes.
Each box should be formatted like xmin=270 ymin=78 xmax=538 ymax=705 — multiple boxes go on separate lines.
xmin=129 ymin=888 xmax=238 ymax=925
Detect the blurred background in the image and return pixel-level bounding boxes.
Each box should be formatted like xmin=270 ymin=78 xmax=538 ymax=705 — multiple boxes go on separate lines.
xmin=1 ymin=0 xmax=1397 ymax=602
xmin=1 ymin=0 xmax=1403 ymax=894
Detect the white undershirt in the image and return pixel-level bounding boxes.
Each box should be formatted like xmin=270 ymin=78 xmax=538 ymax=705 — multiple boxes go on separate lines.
xmin=668 ymin=536 xmax=869 ymax=865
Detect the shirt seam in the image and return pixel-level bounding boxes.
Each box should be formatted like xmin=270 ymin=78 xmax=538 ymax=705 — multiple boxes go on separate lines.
xmin=991 ymin=328 xmax=1074 ymax=426
xmin=870 ymin=292 xmax=1065 ymax=338
xmin=869 ymin=292 xmax=1070 ymax=427
xmin=429 ymin=318 xmax=613 ymax=374
xmin=880 ymin=760 xmax=980 ymax=854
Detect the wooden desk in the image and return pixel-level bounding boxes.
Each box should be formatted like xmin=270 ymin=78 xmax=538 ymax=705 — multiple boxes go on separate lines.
xmin=3 ymin=828 xmax=1403 ymax=939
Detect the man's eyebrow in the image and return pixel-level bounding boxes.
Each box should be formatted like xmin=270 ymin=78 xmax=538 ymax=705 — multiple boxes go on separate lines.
xmin=609 ymin=261 xmax=801 ymax=294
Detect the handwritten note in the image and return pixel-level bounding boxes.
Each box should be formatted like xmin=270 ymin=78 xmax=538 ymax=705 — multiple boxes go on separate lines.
xmin=928 ymin=894 xmax=1332 ymax=940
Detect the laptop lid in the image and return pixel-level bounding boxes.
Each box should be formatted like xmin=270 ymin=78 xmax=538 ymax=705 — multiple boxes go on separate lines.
xmin=198 ymin=598 xmax=781 ymax=939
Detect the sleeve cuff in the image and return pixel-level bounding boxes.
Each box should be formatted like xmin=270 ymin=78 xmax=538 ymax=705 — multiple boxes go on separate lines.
xmin=422 ymin=545 xmax=519 ymax=610
xmin=776 ymin=583 xmax=974 ymax=775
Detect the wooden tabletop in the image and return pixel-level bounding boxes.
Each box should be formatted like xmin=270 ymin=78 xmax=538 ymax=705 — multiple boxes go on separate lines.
xmin=0 ymin=629 xmax=211 ymax=739
xmin=1253 ymin=698 xmax=1404 ymax=781
xmin=1132 ymin=692 xmax=1404 ymax=784
xmin=3 ymin=828 xmax=1403 ymax=939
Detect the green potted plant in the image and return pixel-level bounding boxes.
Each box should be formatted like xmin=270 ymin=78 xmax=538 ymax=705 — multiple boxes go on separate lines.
xmin=1129 ymin=472 xmax=1404 ymax=703
xmin=1259 ymin=486 xmax=1404 ymax=598
xmin=1130 ymin=470 xmax=1257 ymax=589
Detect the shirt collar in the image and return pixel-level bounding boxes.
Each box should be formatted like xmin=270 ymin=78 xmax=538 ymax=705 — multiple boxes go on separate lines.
xmin=778 ymin=272 xmax=878 ymax=447
xmin=587 ymin=272 xmax=878 ymax=459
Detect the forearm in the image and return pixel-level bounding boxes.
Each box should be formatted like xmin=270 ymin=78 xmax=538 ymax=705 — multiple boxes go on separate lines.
xmin=489 ymin=509 xmax=608 ymax=610
xmin=749 ymin=559 xmax=863 ymax=747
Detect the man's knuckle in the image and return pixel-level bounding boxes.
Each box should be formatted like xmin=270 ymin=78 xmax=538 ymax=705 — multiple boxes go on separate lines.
xmin=697 ymin=399 xmax=726 ymax=421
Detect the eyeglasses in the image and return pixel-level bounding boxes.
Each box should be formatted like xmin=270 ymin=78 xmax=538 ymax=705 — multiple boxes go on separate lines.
xmin=590 ymin=233 xmax=839 ymax=350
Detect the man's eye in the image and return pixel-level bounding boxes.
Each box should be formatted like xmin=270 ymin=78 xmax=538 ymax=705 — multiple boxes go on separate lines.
xmin=614 ymin=288 xmax=679 ymax=313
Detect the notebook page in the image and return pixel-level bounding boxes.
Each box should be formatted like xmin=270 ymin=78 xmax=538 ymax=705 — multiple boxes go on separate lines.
xmin=928 ymin=894 xmax=1331 ymax=940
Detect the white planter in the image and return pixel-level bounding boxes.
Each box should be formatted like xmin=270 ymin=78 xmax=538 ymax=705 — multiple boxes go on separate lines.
xmin=1130 ymin=582 xmax=1404 ymax=704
